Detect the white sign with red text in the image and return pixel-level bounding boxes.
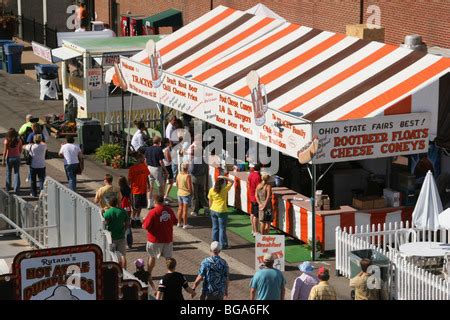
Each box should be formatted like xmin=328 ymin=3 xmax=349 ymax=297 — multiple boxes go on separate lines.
xmin=32 ymin=41 xmax=53 ymax=63
xmin=312 ymin=113 xmax=431 ymax=164
xmin=119 ymin=57 xmax=160 ymax=100
xmin=87 ymin=68 xmax=103 ymax=91
xmin=255 ymin=234 xmax=285 ymax=272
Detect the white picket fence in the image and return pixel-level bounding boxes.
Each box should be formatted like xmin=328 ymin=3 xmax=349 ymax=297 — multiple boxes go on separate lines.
xmin=336 ymin=223 xmax=449 ymax=300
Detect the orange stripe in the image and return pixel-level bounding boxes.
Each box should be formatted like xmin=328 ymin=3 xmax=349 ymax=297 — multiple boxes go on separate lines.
xmin=279 ymin=44 xmax=397 ymax=112
xmin=174 ymin=17 xmax=275 ymax=76
xmin=340 ymin=58 xmax=450 ymax=120
xmin=140 ymin=7 xmax=236 ymax=65
xmin=193 ymin=24 xmax=301 ymax=82
xmin=234 ymin=33 xmax=346 ymax=97
xmin=300 ymin=207 xmax=308 ymax=243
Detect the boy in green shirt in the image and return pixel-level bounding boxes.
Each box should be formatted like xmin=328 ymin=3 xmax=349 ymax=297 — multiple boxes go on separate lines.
xmin=103 ymin=195 xmax=130 ymax=269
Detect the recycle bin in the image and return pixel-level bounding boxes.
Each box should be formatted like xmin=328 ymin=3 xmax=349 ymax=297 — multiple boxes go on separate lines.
xmin=0 ymin=40 xmax=15 ymax=70
xmin=76 ymin=118 xmax=102 ymax=154
xmin=35 ymin=64 xmax=59 ymax=100
xmin=4 ymin=43 xmax=24 ymax=74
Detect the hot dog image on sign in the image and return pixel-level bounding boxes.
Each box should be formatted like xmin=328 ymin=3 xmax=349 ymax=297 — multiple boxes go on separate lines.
xmin=146 ymin=39 xmax=163 ymax=88
xmin=246 ymin=70 xmax=268 ymax=126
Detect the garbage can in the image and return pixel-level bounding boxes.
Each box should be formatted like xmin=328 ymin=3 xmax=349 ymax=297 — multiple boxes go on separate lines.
xmin=0 ymin=40 xmax=15 ymax=70
xmin=349 ymin=249 xmax=391 ymax=299
xmin=35 ymin=64 xmax=59 ymax=100
xmin=76 ymin=118 xmax=102 ymax=154
xmin=4 ymin=43 xmax=24 ymax=74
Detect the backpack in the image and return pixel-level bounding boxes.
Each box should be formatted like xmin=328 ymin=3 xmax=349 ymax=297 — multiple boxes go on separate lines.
xmin=24 ymin=148 xmax=33 ymax=166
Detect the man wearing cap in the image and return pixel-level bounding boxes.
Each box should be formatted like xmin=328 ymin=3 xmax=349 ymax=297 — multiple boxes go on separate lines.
xmin=291 ymin=261 xmax=319 ymax=300
xmin=192 ymin=241 xmax=229 ymax=300
xmin=349 ymin=258 xmax=380 ymax=300
xmin=250 ymin=253 xmax=286 ymax=300
xmin=308 ymin=267 xmax=337 ymax=300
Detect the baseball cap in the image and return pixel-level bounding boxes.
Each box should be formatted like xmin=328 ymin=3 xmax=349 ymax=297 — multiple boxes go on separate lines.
xmin=210 ymin=241 xmax=222 ymax=252
xmin=135 ymin=258 xmax=145 ymax=268
xmin=249 ymin=163 xmax=255 ymax=168
xmin=263 ymin=253 xmax=274 ymax=262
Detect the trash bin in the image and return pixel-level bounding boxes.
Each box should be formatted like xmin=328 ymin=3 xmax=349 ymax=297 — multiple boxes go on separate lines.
xmin=76 ymin=118 xmax=102 ymax=154
xmin=35 ymin=64 xmax=59 ymax=100
xmin=0 ymin=40 xmax=15 ymax=70
xmin=4 ymin=43 xmax=24 ymax=74
xmin=349 ymin=249 xmax=392 ymax=299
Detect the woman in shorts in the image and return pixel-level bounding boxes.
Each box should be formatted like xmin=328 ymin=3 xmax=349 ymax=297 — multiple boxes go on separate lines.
xmin=176 ymin=163 xmax=193 ymax=229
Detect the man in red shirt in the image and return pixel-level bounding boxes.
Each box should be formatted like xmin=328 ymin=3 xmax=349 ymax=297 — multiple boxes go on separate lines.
xmin=128 ymin=154 xmax=150 ymax=228
xmin=142 ymin=195 xmax=178 ymax=292
xmin=248 ymin=163 xmax=262 ymax=236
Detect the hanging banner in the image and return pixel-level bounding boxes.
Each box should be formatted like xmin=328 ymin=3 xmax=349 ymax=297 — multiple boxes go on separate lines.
xmin=312 ymin=112 xmax=431 ymax=164
xmin=118 ymin=56 xmax=312 ymax=159
xmin=13 ymin=245 xmax=102 ymax=300
xmin=255 ymin=234 xmax=285 ymax=271
xmin=87 ymin=68 xmax=103 ymax=91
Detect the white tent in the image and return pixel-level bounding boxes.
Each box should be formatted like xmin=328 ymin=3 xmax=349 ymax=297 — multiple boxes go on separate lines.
xmin=245 ymin=3 xmax=286 ymax=21
xmin=439 ymin=208 xmax=450 ymax=229
xmin=412 ymin=170 xmax=443 ymax=231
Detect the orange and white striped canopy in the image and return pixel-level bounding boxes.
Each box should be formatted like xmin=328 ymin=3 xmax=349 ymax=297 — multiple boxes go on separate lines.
xmin=110 ymin=5 xmax=450 ymax=126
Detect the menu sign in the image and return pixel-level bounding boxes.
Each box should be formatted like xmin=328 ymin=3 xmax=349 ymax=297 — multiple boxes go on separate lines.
xmin=32 ymin=41 xmax=53 ymax=63
xmin=312 ymin=113 xmax=431 ymax=164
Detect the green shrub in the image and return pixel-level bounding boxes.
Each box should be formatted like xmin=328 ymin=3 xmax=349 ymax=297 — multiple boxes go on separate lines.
xmin=94 ymin=144 xmax=122 ymax=164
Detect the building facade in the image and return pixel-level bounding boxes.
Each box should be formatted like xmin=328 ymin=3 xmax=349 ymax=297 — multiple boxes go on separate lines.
xmin=94 ymin=0 xmax=450 ymax=48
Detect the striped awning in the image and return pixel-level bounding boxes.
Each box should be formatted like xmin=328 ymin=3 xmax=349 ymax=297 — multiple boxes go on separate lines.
xmin=108 ymin=5 xmax=450 ymax=124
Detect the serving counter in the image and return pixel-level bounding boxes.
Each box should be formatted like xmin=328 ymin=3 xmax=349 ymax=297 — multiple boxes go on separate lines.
xmin=207 ymin=164 xmax=413 ymax=251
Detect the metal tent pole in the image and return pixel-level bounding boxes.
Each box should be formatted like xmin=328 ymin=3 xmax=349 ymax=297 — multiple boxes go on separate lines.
xmin=125 ymin=93 xmax=133 ymax=167
xmin=311 ymin=163 xmax=317 ymax=261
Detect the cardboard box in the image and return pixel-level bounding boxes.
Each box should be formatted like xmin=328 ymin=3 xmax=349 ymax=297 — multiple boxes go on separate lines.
xmin=352 ymin=197 xmax=374 ymax=210
xmin=383 ymin=188 xmax=400 ymax=207
xmin=373 ymin=197 xmax=386 ymax=209
xmin=346 ymin=24 xmax=385 ymax=42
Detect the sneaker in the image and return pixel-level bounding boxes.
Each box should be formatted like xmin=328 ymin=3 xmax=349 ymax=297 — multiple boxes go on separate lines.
xmin=183 ymin=224 xmax=193 ymax=229
xmin=190 ymin=212 xmax=198 ymax=216
xmin=177 ymin=223 xmax=183 ymax=228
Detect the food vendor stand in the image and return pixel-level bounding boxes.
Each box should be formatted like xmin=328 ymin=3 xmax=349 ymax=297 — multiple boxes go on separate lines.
xmin=106 ymin=6 xmax=450 ymax=257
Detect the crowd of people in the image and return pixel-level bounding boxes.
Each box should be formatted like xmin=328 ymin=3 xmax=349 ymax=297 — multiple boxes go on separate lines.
xmin=3 ymin=113 xmax=384 ymax=301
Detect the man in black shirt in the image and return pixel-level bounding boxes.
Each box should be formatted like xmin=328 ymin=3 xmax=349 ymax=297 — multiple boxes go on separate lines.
xmin=144 ymin=136 xmax=169 ymax=208
xmin=157 ymin=258 xmax=196 ymax=300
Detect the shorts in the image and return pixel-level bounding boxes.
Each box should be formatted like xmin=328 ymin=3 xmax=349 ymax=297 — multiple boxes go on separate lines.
xmin=165 ymin=165 xmax=174 ymax=180
xmin=146 ymin=242 xmax=173 ymax=259
xmin=132 ymin=194 xmax=147 ymax=210
xmin=112 ymin=239 xmax=127 ymax=256
xmin=148 ymin=166 xmax=165 ymax=189
xmin=259 ymin=208 xmax=273 ymax=223
xmin=251 ymin=202 xmax=259 ymax=217
xmin=178 ymin=195 xmax=192 ymax=205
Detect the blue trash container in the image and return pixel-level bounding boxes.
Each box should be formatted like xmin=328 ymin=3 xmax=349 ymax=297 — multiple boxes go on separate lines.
xmin=34 ymin=64 xmax=59 ymax=81
xmin=0 ymin=40 xmax=15 ymax=70
xmin=4 ymin=44 xmax=24 ymax=74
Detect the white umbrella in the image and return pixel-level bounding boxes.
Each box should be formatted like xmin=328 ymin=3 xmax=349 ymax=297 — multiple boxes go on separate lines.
xmin=439 ymin=208 xmax=450 ymax=229
xmin=412 ymin=170 xmax=442 ymax=231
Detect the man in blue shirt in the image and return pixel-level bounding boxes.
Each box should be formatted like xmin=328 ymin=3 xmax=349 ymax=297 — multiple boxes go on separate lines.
xmin=193 ymin=241 xmax=229 ymax=300
xmin=250 ymin=253 xmax=286 ymax=300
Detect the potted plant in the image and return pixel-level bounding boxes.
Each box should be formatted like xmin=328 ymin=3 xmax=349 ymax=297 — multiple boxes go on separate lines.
xmin=306 ymin=238 xmax=323 ymax=258
xmin=94 ymin=144 xmax=122 ymax=166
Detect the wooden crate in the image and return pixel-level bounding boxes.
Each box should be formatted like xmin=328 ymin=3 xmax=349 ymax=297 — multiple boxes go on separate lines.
xmin=346 ymin=24 xmax=385 ymax=42
xmin=352 ymin=197 xmax=374 ymax=210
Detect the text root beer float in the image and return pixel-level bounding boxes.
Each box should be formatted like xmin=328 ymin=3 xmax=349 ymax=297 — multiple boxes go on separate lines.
xmin=145 ymin=39 xmax=163 ymax=88
xmin=246 ymin=70 xmax=268 ymax=126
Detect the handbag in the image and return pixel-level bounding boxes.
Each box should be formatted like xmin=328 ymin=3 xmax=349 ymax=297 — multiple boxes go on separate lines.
xmin=24 ymin=149 xmax=33 ymax=166
xmin=263 ymin=208 xmax=273 ymax=222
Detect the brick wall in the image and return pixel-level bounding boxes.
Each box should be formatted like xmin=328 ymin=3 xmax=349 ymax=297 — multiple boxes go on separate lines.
xmin=364 ymin=0 xmax=450 ymax=48
xmin=95 ymin=0 xmax=450 ymax=48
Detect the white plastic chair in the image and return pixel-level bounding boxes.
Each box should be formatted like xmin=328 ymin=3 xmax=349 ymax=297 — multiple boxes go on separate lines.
xmin=395 ymin=229 xmax=417 ymax=249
